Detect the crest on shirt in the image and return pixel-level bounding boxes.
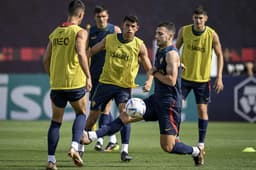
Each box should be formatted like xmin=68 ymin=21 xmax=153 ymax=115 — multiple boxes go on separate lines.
xmin=160 ymin=57 xmax=163 ymax=64
xmin=91 ymin=101 xmax=96 ymax=107
xmin=91 ymin=36 xmax=97 ymax=40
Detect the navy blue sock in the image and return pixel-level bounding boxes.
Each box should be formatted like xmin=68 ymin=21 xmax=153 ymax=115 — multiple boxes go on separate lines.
xmin=198 ymin=118 xmax=208 ymax=143
xmin=98 ymin=114 xmax=109 ymax=128
xmin=120 ymin=123 xmax=131 ymax=144
xmin=72 ymin=113 xmax=86 ymax=142
xmin=108 ymin=113 xmax=113 ymax=122
xmin=171 ymin=142 xmax=193 ymax=154
xmin=48 ymin=121 xmax=61 ymax=155
xmin=96 ymin=117 xmax=123 ymax=138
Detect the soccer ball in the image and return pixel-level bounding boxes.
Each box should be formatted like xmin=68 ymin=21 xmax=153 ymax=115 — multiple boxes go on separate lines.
xmin=125 ymin=98 xmax=146 ymax=118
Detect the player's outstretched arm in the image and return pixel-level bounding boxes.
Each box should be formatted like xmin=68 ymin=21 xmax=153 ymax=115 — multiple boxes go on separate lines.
xmin=88 ymin=38 xmax=106 ymax=58
xmin=139 ymin=42 xmax=153 ymax=92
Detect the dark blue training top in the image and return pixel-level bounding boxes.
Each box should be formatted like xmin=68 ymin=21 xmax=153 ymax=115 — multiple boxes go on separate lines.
xmin=89 ymin=23 xmax=115 ymax=80
xmin=154 ymin=45 xmax=182 ymax=108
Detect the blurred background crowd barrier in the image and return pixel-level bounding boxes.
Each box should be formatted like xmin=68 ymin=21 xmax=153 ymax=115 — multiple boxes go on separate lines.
xmin=1 ymin=74 xmax=255 ymax=122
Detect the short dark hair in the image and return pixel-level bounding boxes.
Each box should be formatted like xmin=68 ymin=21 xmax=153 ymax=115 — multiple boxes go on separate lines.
xmin=193 ymin=5 xmax=207 ymax=15
xmin=94 ymin=5 xmax=108 ymax=14
xmin=68 ymin=0 xmax=85 ymax=16
xmin=123 ymin=15 xmax=139 ymax=24
xmin=157 ymin=22 xmax=176 ymax=34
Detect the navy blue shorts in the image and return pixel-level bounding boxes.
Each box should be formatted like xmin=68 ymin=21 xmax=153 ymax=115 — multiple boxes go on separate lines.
xmin=89 ymin=78 xmax=99 ymax=100
xmin=143 ymin=95 xmax=181 ymax=135
xmin=181 ymin=79 xmax=211 ymax=104
xmin=90 ymin=83 xmax=131 ymax=111
xmin=50 ymin=87 xmax=86 ymax=108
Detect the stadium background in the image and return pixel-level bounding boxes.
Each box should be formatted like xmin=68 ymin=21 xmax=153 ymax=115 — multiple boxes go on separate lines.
xmin=0 ymin=0 xmax=255 ymax=122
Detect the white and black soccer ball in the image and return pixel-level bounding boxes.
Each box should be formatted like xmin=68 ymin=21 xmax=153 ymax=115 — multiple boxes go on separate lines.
xmin=125 ymin=98 xmax=146 ymax=118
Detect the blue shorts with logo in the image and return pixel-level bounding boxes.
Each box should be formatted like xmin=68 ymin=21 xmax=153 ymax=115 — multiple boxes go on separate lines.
xmin=50 ymin=87 xmax=86 ymax=108
xmin=181 ymin=79 xmax=211 ymax=104
xmin=90 ymin=83 xmax=131 ymax=112
xmin=143 ymin=95 xmax=181 ymax=135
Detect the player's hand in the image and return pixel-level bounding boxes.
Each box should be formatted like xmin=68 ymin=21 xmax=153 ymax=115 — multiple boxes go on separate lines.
xmin=86 ymin=77 xmax=92 ymax=92
xmin=143 ymin=80 xmax=152 ymax=92
xmin=149 ymin=67 xmax=157 ymax=75
xmin=213 ymin=77 xmax=224 ymax=94
xmin=180 ymin=63 xmax=186 ymax=72
xmin=86 ymin=49 xmax=92 ymax=58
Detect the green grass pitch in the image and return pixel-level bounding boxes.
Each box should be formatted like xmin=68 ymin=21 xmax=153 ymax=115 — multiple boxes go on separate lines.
xmin=0 ymin=121 xmax=255 ymax=170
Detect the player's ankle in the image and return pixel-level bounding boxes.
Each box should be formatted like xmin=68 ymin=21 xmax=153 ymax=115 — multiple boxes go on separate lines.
xmin=192 ymin=147 xmax=200 ymax=157
xmin=197 ymin=143 xmax=205 ymax=149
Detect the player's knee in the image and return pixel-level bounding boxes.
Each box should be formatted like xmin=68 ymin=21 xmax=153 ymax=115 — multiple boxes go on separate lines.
xmin=119 ymin=112 xmax=130 ymax=124
xmin=198 ymin=110 xmax=208 ymax=119
xmin=160 ymin=143 xmax=175 ymax=153
xmin=197 ymin=104 xmax=207 ymax=113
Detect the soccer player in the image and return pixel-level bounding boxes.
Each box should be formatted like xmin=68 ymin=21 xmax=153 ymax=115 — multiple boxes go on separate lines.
xmin=81 ymin=22 xmax=205 ymax=166
xmin=43 ymin=0 xmax=92 ymax=169
xmin=175 ymin=5 xmax=224 ymax=154
xmin=84 ymin=15 xmax=153 ymax=161
xmin=88 ymin=5 xmax=121 ymax=152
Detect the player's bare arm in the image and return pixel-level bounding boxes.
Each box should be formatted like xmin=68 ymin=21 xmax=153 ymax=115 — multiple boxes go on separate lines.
xmin=175 ymin=27 xmax=184 ymax=50
xmin=89 ymin=38 xmax=106 ymax=57
xmin=42 ymin=41 xmax=52 ymax=76
xmin=114 ymin=26 xmax=122 ymax=33
xmin=212 ymin=31 xmax=224 ymax=93
xmin=76 ymin=29 xmax=92 ymax=91
xmin=139 ymin=42 xmax=153 ymax=92
xmin=153 ymin=51 xmax=179 ymax=86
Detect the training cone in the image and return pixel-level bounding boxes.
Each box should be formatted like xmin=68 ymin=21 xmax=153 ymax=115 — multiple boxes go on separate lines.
xmin=242 ymin=147 xmax=256 ymax=152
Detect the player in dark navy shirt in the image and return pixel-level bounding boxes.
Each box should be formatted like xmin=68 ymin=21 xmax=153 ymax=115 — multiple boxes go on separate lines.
xmin=82 ymin=22 xmax=205 ymax=166
xmin=87 ymin=6 xmax=121 ymax=153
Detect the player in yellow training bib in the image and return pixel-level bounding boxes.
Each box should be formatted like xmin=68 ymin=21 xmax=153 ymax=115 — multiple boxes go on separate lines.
xmin=176 ymin=5 xmax=224 ymax=165
xmin=82 ymin=21 xmax=206 ymax=167
xmin=43 ymin=1 xmax=92 ymax=169
xmin=84 ymin=15 xmax=153 ymax=161
xmin=88 ymin=5 xmax=121 ymax=153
